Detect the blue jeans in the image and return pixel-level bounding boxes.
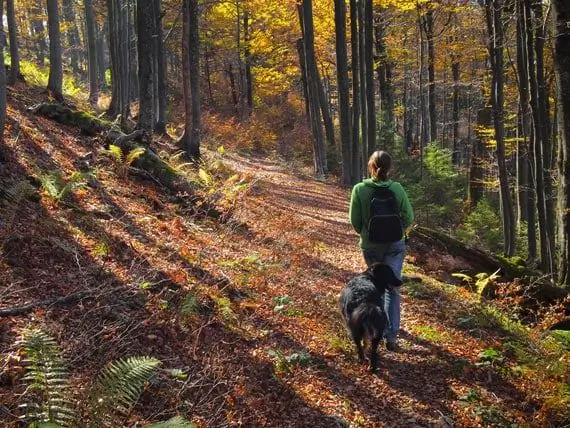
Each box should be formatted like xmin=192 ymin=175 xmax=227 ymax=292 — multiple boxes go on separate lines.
xmin=362 ymin=240 xmax=406 ymax=342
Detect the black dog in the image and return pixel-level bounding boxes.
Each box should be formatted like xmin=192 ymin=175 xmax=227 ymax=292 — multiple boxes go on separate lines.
xmin=339 ymin=263 xmax=402 ymax=371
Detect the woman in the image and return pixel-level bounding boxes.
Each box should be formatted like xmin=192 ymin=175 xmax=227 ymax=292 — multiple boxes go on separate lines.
xmin=348 ymin=150 xmax=414 ymax=350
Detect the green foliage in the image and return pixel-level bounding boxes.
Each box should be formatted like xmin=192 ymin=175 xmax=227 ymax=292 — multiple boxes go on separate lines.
xmin=17 ymin=329 xmax=183 ymax=427
xmin=452 ymin=269 xmax=501 ymax=298
xmin=179 ymin=293 xmax=200 ymax=317
xmin=273 ymin=295 xmax=303 ymax=316
xmin=413 ymin=325 xmax=450 ymax=343
xmin=268 ymin=349 xmax=312 ymax=373
xmin=19 ymin=60 xmax=87 ymax=101
xmin=455 ymin=198 xmax=503 ymax=252
xmin=101 ymin=145 xmax=146 ymax=177
xmin=1 ymin=180 xmax=36 ymax=205
xmin=550 ymin=330 xmax=570 ymax=351
xmin=90 ymin=356 xmax=161 ymax=427
xmin=392 ymin=143 xmax=466 ymax=228
xmin=18 ymin=329 xmax=76 ymax=427
xmin=476 ymin=348 xmax=503 ymax=366
xmin=212 ymin=296 xmax=236 ymax=322
xmin=149 ymin=416 xmax=196 ymax=428
xmin=37 ymin=170 xmax=93 ymax=203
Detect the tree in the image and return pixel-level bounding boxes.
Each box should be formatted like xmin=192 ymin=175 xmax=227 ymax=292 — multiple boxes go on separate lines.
xmin=179 ymin=0 xmax=201 ymax=159
xmin=0 ymin=0 xmax=7 ymax=141
xmin=334 ymin=0 xmax=351 ymax=186
xmin=484 ymin=0 xmax=515 ymax=256
xmin=349 ymin=0 xmax=361 ymax=183
xmin=363 ymin=0 xmax=375 ymax=154
xmin=107 ymin=0 xmax=131 ymax=120
xmin=137 ymin=0 xmax=155 ymax=131
xmin=47 ymin=0 xmax=64 ymax=101
xmin=6 ymin=0 xmax=20 ymax=85
xmin=154 ymin=0 xmax=168 ymax=133
xmin=62 ymin=0 xmax=82 ymax=73
xmin=84 ymin=0 xmax=99 ymax=104
xmin=298 ymin=0 xmax=327 ymax=175
xmin=552 ymin=0 xmax=570 ymax=286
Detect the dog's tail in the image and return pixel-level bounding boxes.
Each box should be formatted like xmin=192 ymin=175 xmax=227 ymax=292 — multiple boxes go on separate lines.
xmin=349 ymin=303 xmax=386 ymax=341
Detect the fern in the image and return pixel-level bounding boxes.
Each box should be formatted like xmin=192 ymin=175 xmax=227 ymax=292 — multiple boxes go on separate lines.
xmin=149 ymin=416 xmax=196 ymax=427
xmin=1 ymin=180 xmax=36 ymax=205
xmin=102 ymin=144 xmax=145 ymax=176
xmin=19 ymin=329 xmax=76 ymax=427
xmin=38 ymin=170 xmax=92 ymax=202
xmin=90 ymin=356 xmax=161 ymax=426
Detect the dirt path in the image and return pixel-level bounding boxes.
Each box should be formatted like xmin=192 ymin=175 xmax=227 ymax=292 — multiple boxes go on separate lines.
xmin=0 ymin=89 xmax=557 ymax=427
xmin=221 ymin=153 xmax=533 ymax=427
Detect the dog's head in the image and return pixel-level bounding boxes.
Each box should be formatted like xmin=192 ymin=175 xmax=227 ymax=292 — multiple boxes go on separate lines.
xmin=366 ymin=263 xmax=402 ymax=292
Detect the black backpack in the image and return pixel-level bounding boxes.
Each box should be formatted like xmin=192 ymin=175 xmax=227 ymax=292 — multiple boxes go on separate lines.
xmin=368 ymin=185 xmax=403 ymax=243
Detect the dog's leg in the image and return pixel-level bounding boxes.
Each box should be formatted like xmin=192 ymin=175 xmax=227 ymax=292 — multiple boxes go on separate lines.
xmin=369 ymin=337 xmax=381 ymax=372
xmin=350 ymin=330 xmax=365 ymax=363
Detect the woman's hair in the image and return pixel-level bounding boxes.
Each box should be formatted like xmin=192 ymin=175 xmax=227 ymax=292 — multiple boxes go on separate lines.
xmin=368 ymin=151 xmax=392 ymax=181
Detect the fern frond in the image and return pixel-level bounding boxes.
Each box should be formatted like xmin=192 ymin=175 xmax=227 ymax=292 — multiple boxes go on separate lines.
xmin=18 ymin=329 xmax=76 ymax=427
xmin=91 ymin=356 xmax=161 ymax=426
xmin=198 ymin=168 xmax=212 ymax=186
xmin=149 ymin=416 xmax=196 ymax=427
xmin=125 ymin=147 xmax=146 ymax=168
xmin=38 ymin=171 xmax=66 ymax=200
xmin=102 ymin=144 xmax=124 ymax=163
xmin=2 ymin=180 xmax=36 ymax=205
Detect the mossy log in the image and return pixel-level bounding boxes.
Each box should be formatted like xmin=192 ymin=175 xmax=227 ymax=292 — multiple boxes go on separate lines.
xmin=30 ymin=102 xmax=110 ymax=135
xmin=410 ymin=226 xmax=569 ymax=302
xmin=32 ymin=102 xmax=222 ymax=219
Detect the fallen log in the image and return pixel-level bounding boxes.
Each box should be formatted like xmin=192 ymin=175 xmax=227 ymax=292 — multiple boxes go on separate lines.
xmin=31 ymin=102 xmax=222 ymax=218
xmin=410 ymin=226 xmax=569 ymax=302
xmin=409 ymin=226 xmax=533 ymax=279
xmin=29 ymin=102 xmax=109 ymax=135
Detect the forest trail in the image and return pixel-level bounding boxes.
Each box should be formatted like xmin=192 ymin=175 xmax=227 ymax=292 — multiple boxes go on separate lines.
xmin=220 ymin=153 xmax=536 ymax=427
xmin=0 ymin=88 xmax=564 ymax=428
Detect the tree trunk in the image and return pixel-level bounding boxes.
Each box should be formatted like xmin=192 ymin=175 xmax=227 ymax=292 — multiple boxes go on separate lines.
xmin=421 ymin=9 xmax=436 ymax=144
xmin=296 ymin=39 xmax=310 ymax=120
xmin=243 ymin=10 xmax=253 ymax=112
xmin=6 ymin=0 xmax=20 ymax=85
xmin=62 ymin=0 xmax=82 ymax=74
xmin=524 ymin=0 xmax=552 ymax=272
xmin=451 ymin=59 xmax=460 ymax=165
xmin=32 ymin=2 xmax=48 ymax=65
xmin=334 ymin=0 xmax=351 ymax=186
xmin=299 ymin=0 xmax=327 ymax=176
xmin=374 ymin=8 xmax=394 ymax=150
xmin=47 ymin=0 xmax=64 ymax=101
xmin=179 ymin=0 xmax=201 ymax=159
xmin=533 ymin=2 xmax=556 ymax=274
xmin=107 ymin=0 xmax=130 ymax=120
xmin=84 ymin=0 xmax=99 ymax=104
xmin=486 ymin=0 xmax=515 ymax=256
xmin=349 ymin=0 xmax=361 ymax=183
xmin=516 ymin=0 xmax=536 ymax=261
xmin=469 ymin=105 xmax=490 ymax=207
xmin=154 ymin=0 xmax=167 ymax=133
xmin=552 ymin=0 xmax=570 ymax=287
xmin=96 ymin=20 xmax=108 ymax=90
xmin=364 ymin=0 xmax=375 ymax=154
xmin=0 ymin=0 xmax=6 ymax=140
xmin=357 ymin=0 xmax=368 ymax=165
xmin=137 ymin=0 xmax=155 ymax=131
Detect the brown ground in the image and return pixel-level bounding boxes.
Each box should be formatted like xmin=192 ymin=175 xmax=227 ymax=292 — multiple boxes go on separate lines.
xmin=1 ymin=85 xmax=568 ymax=427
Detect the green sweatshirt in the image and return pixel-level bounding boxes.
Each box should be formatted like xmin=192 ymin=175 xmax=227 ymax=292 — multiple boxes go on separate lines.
xmin=349 ymin=179 xmax=414 ymax=249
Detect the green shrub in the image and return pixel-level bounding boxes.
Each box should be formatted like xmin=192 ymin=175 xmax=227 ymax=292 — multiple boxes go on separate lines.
xmin=455 ymin=198 xmax=503 ymax=252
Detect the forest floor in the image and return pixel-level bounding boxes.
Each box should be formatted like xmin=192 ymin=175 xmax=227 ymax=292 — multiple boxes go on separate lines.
xmin=0 ymin=85 xmax=569 ymax=427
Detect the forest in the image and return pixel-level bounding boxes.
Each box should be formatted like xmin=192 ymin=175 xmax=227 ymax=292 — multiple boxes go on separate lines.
xmin=0 ymin=0 xmax=569 ymax=426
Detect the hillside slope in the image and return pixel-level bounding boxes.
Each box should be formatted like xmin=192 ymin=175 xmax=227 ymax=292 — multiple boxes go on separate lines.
xmin=0 ymin=86 xmax=568 ymax=427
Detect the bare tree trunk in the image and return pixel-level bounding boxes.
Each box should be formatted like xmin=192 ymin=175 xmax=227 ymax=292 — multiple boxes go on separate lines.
xmin=357 ymin=0 xmax=367 ymax=166
xmin=299 ymin=0 xmax=327 ymax=175
xmin=84 ymin=0 xmax=99 ymax=104
xmin=421 ymin=9 xmax=436 ymax=143
xmin=364 ymin=0 xmax=375 ymax=154
xmin=349 ymin=0 xmax=361 ymax=183
xmin=179 ymin=0 xmax=201 ymax=159
xmin=32 ymin=2 xmax=48 ymax=65
xmin=552 ymin=0 xmax=570 ymax=286
xmin=0 ymin=0 xmax=6 ymax=140
xmin=62 ymin=0 xmax=82 ymax=74
xmin=6 ymin=0 xmax=20 ymax=85
xmin=47 ymin=0 xmax=64 ymax=101
xmin=96 ymin=20 xmax=108 ymax=91
xmin=154 ymin=0 xmax=167 ymax=133
xmin=243 ymin=9 xmax=253 ymax=112
xmin=485 ymin=0 xmax=515 ymax=256
xmin=374 ymin=7 xmax=394 ymax=150
xmin=334 ymin=0 xmax=351 ymax=186
xmin=137 ymin=0 xmax=155 ymax=131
